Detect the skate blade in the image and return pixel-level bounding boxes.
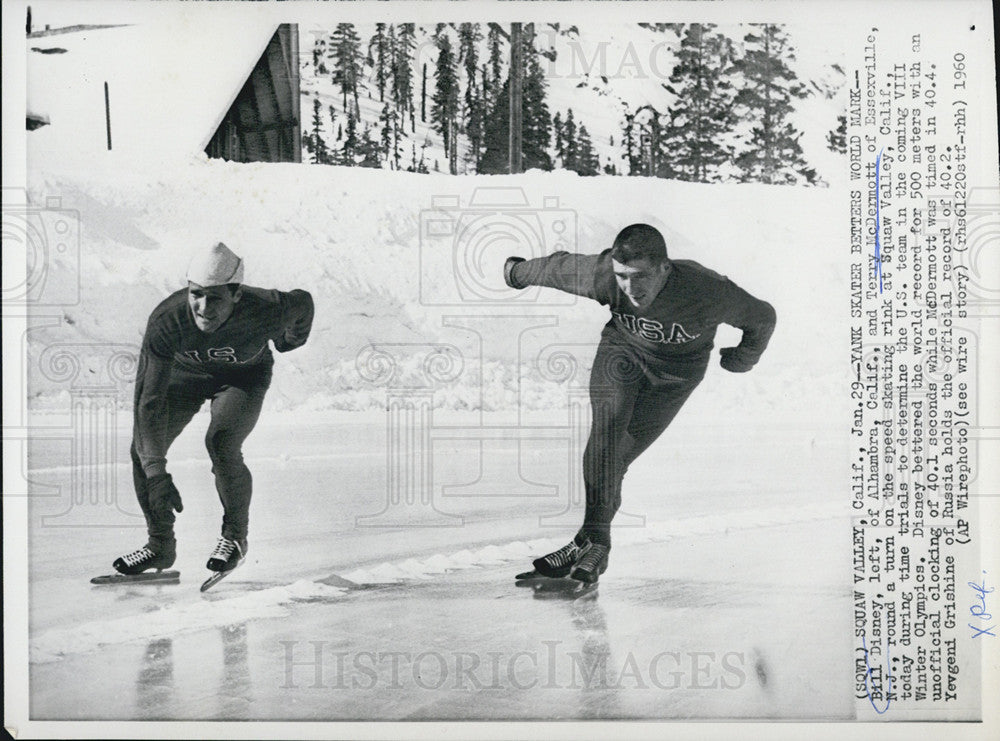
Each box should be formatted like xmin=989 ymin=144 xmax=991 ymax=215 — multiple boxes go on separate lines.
xmin=519 ymin=576 xmax=597 ymax=599
xmin=515 ymin=569 xmax=544 ymax=580
xmin=515 ymin=569 xmax=572 ymax=581
xmin=200 ymin=560 xmax=244 ymax=593
xmin=91 ymin=570 xmax=180 ymax=586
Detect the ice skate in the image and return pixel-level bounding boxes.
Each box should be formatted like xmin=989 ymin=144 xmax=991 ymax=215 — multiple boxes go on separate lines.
xmin=91 ymin=545 xmax=180 ymax=585
xmin=516 ymin=538 xmax=591 ymax=580
xmin=114 ymin=544 xmax=176 ymax=575
xmin=206 ymin=536 xmax=247 ymax=572
xmin=201 ymin=537 xmax=247 ymax=592
xmin=570 ymin=543 xmax=609 ymax=584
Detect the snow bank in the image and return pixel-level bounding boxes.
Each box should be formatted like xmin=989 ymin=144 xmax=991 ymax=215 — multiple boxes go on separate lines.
xmin=25 ymin=151 xmax=845 ymax=422
xmin=30 ymin=579 xmax=348 ymax=664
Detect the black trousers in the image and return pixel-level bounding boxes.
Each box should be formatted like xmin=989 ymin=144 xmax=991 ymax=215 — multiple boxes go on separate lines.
xmin=132 ymin=363 xmax=272 ymax=550
xmin=577 ymin=340 xmax=702 ymax=547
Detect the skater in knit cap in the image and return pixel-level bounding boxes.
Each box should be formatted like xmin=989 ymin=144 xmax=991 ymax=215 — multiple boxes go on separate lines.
xmin=506 ymin=224 xmax=776 ymax=584
xmin=111 ymin=242 xmax=314 ymax=579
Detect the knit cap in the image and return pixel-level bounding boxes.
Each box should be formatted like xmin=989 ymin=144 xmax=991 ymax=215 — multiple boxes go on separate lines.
xmin=186 ymin=242 xmax=244 ymax=286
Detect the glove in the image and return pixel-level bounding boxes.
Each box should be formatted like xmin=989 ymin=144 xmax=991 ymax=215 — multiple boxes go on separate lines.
xmin=504 ymin=256 xmax=527 ymax=289
xmin=148 ymin=473 xmax=183 ymax=514
xmin=274 ymin=332 xmax=309 ymax=353
xmin=720 ymin=347 xmax=756 ymax=373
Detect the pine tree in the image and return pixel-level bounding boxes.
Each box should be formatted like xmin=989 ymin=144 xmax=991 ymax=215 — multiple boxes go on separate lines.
xmin=357 ymin=124 xmax=382 ymax=168
xmin=480 ymin=28 xmax=552 ymax=173
xmin=431 ymin=33 xmax=460 ymax=166
xmin=330 ymin=23 xmax=363 ymax=116
xmin=369 ymin=24 xmax=390 ymax=103
xmin=479 ymin=78 xmax=510 ymax=174
xmin=312 ymin=33 xmax=328 ymax=76
xmin=573 ymin=125 xmax=600 ymax=176
xmin=311 ymin=97 xmax=329 ymax=165
xmin=406 ymin=141 xmax=430 ymax=174
xmin=732 ymin=24 xmax=816 ymax=184
xmin=379 ymin=103 xmax=398 ymax=167
xmin=487 ymin=24 xmax=504 ymax=108
xmin=458 ymin=23 xmax=485 ymax=171
xmin=827 ymin=114 xmax=846 ymax=154
xmin=392 ymin=24 xmax=416 ymax=128
xmin=392 ymin=104 xmax=402 ymax=169
xmin=553 ymin=108 xmax=598 ymax=176
xmin=553 ymin=111 xmax=564 ymax=165
xmin=302 ymin=130 xmax=315 ymax=159
xmin=639 ymin=23 xmax=687 ymax=38
xmin=621 ymin=106 xmax=641 ymax=175
xmin=327 ymin=105 xmax=339 ymax=164
xmin=458 ymin=24 xmax=482 ymax=89
xmin=418 ymin=137 xmax=430 ymax=173
xmin=563 ymin=108 xmax=578 ymax=171
xmin=343 ymin=109 xmax=358 ymax=163
xmin=658 ymin=23 xmax=738 ymax=182
xmin=521 ymin=25 xmax=553 ymax=171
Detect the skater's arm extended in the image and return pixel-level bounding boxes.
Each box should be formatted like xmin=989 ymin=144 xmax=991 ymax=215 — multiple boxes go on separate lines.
xmin=504 ymin=250 xmax=608 ymax=302
xmin=718 ymin=282 xmax=777 ymax=372
xmin=132 ymin=343 xmax=174 ymax=477
xmin=274 ymin=289 xmax=314 ymax=352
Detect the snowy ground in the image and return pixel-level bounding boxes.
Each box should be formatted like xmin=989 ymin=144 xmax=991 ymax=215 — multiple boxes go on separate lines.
xmin=27 ymin=412 xmax=852 ymax=721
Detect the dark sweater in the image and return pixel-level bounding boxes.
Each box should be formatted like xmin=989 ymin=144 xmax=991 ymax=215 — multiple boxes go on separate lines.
xmin=507 ymin=249 xmax=776 ymax=382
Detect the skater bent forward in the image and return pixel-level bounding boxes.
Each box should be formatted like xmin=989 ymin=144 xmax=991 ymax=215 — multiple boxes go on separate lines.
xmin=505 ymin=224 xmax=776 ymax=584
xmin=113 ymin=242 xmax=314 ymax=578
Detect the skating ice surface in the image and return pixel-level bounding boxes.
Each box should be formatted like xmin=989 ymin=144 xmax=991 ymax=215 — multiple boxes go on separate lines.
xmin=27 ymin=414 xmax=853 ymax=721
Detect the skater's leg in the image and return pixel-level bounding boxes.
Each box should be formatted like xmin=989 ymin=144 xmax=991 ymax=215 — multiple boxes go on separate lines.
xmin=598 ymin=376 xmax=703 ymax=522
xmin=619 ymin=375 xmax=703 ymax=474
xmin=571 ymin=372 xmax=700 ymax=584
xmin=579 ymin=356 xmax=703 ymax=544
xmin=131 ymin=372 xmax=209 ymax=551
xmin=532 ymin=342 xmax=640 ymax=577
xmin=205 ymin=369 xmax=271 ymax=542
xmin=578 ymin=342 xmax=646 ymax=547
